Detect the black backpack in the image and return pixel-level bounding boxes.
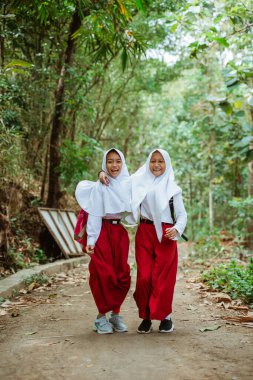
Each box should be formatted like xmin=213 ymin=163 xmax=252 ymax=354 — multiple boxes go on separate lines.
xmin=169 ymin=197 xmax=188 ymax=241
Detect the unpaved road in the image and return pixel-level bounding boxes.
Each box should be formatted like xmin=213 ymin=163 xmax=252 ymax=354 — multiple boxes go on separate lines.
xmin=0 ymin=245 xmax=252 ymax=380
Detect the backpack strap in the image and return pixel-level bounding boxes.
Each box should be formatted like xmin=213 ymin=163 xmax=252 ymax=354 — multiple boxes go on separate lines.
xmin=169 ymin=197 xmax=188 ymax=242
xmin=169 ymin=197 xmax=176 ymax=224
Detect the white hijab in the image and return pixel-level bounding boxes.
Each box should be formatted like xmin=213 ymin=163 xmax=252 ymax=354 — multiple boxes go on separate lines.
xmin=129 ymin=149 xmax=182 ymax=241
xmin=75 ymin=148 xmax=131 ymax=216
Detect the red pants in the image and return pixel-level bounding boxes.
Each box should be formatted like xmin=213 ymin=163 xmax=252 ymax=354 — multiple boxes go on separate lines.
xmin=134 ymin=223 xmax=178 ymax=320
xmin=89 ymin=222 xmax=130 ymax=314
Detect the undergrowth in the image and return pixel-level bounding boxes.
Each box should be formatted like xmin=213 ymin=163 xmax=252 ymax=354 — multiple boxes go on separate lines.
xmin=201 ymin=259 xmax=253 ymax=304
xmin=24 ymin=273 xmax=49 ymax=286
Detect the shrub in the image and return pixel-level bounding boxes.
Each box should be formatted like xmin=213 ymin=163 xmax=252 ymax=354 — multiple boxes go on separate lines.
xmin=201 ymin=258 xmax=253 ymax=304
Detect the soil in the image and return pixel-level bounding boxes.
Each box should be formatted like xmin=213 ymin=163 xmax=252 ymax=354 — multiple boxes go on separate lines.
xmin=0 ymin=244 xmax=252 ymax=380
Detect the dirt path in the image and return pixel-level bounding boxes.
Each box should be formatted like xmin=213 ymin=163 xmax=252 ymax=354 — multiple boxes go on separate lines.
xmin=0 ymin=244 xmax=252 ymax=380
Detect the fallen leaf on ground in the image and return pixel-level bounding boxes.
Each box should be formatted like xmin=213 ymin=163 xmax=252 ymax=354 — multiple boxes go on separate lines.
xmin=225 ymin=321 xmax=253 ymax=328
xmin=19 ymin=289 xmax=27 ymax=294
xmin=0 ymin=310 xmax=7 ymax=316
xmin=220 ymin=302 xmax=230 ymax=310
xmin=28 ymin=282 xmax=36 ymax=292
xmin=187 ymin=304 xmax=198 ymax=311
xmin=26 ymin=331 xmax=38 ymax=335
xmin=223 ymin=314 xmax=253 ymax=323
xmin=199 ymin=293 xmax=208 ymax=298
xmin=199 ymin=325 xmax=221 ymax=332
xmin=11 ymin=308 xmax=20 ymax=317
xmin=211 ymin=292 xmax=232 ymax=303
xmin=1 ymin=300 xmax=13 ymax=308
xmin=48 ymin=294 xmax=57 ymax=299
xmin=228 ymin=305 xmax=249 ymax=311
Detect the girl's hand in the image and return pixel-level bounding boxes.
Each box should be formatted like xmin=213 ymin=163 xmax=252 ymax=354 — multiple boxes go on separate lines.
xmin=85 ymin=245 xmax=95 ymax=256
xmin=99 ymin=171 xmax=110 ymax=186
xmin=164 ymin=227 xmax=178 ymax=240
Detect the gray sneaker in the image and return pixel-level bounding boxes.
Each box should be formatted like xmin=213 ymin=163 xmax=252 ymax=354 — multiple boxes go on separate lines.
xmin=93 ymin=316 xmax=113 ymax=334
xmin=109 ymin=313 xmax=128 ymax=332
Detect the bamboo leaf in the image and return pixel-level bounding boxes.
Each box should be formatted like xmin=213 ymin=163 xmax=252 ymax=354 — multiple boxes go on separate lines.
xmin=135 ymin=0 xmax=146 ymax=13
xmin=212 ymin=37 xmax=229 ymax=47
xmin=171 ymin=22 xmax=178 ymax=33
xmin=5 ymin=60 xmax=33 ymax=69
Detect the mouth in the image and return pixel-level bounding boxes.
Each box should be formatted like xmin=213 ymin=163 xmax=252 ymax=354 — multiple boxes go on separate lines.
xmin=110 ymin=169 xmax=119 ymax=175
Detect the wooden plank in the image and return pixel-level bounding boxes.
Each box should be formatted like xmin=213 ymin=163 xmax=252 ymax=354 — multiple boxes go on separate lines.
xmin=64 ymin=211 xmax=82 ymax=254
xmin=38 ymin=208 xmax=70 ymax=259
xmin=38 ymin=208 xmax=84 ymax=259
xmin=57 ymin=210 xmax=80 ymax=255
xmin=48 ymin=210 xmax=73 ymax=258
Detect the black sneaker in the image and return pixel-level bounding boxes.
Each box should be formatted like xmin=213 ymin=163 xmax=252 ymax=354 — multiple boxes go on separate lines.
xmin=137 ymin=319 xmax=152 ymax=334
xmin=159 ymin=319 xmax=174 ymax=333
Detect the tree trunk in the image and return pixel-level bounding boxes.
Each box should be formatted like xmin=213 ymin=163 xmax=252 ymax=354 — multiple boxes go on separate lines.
xmin=0 ymin=213 xmax=10 ymax=257
xmin=248 ymin=108 xmax=253 ymax=197
xmin=247 ymin=107 xmax=253 ymax=248
xmin=209 ymin=132 xmax=215 ymax=230
xmin=0 ymin=4 xmax=6 ymax=70
xmin=189 ymin=173 xmax=194 ymax=239
xmin=40 ymin=141 xmax=49 ymax=202
xmin=46 ymin=8 xmax=82 ymax=207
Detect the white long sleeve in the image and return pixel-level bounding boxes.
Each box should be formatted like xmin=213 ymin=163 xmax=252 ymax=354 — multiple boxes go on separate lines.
xmin=86 ymin=214 xmax=102 ymax=246
xmin=173 ymin=193 xmax=187 ymax=236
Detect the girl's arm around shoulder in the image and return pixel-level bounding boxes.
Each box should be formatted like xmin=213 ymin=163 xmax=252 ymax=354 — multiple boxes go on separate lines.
xmin=173 ymin=192 xmax=187 ymax=236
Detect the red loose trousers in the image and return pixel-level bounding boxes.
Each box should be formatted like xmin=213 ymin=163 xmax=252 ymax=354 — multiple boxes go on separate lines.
xmin=89 ymin=221 xmax=130 ymax=314
xmin=134 ymin=223 xmax=178 ymax=321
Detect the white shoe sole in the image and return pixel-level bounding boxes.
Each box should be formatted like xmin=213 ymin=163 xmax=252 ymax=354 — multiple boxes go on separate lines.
xmin=137 ymin=327 xmax=153 ymax=334
xmin=113 ymin=327 xmax=128 ymax=333
xmin=93 ymin=326 xmax=113 ymax=334
xmin=159 ymin=324 xmax=174 ymax=333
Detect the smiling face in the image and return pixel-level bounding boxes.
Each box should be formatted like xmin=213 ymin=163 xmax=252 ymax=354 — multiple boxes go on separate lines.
xmin=106 ymin=150 xmax=123 ymax=178
xmin=149 ymin=151 xmax=166 ymax=177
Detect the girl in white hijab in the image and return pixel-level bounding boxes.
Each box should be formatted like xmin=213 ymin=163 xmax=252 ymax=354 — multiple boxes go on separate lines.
xmin=75 ymin=148 xmax=131 ymax=334
xmin=99 ymin=148 xmax=187 ymax=333
xmin=130 ymin=149 xmax=187 ymax=333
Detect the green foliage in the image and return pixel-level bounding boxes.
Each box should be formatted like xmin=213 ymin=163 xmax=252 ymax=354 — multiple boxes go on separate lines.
xmin=190 ymin=231 xmax=224 ymax=261
xmin=24 ymin=273 xmax=49 ymax=286
xmin=6 ymin=249 xmax=29 ymax=270
xmin=201 ymin=259 xmax=253 ymax=303
xmin=34 ymin=248 xmax=48 ymax=264
xmin=59 ymin=133 xmax=103 ymax=191
xmin=5 ymin=238 xmax=48 ymax=270
xmin=229 ymin=197 xmax=253 ymax=242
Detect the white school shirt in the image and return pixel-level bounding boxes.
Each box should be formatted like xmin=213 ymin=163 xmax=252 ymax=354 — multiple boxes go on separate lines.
xmin=140 ymin=192 xmax=187 ymax=240
xmin=87 ymin=213 xmax=122 ymax=246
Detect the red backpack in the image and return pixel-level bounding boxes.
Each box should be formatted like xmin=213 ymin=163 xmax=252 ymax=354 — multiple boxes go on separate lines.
xmin=74 ymin=209 xmax=88 ymax=252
